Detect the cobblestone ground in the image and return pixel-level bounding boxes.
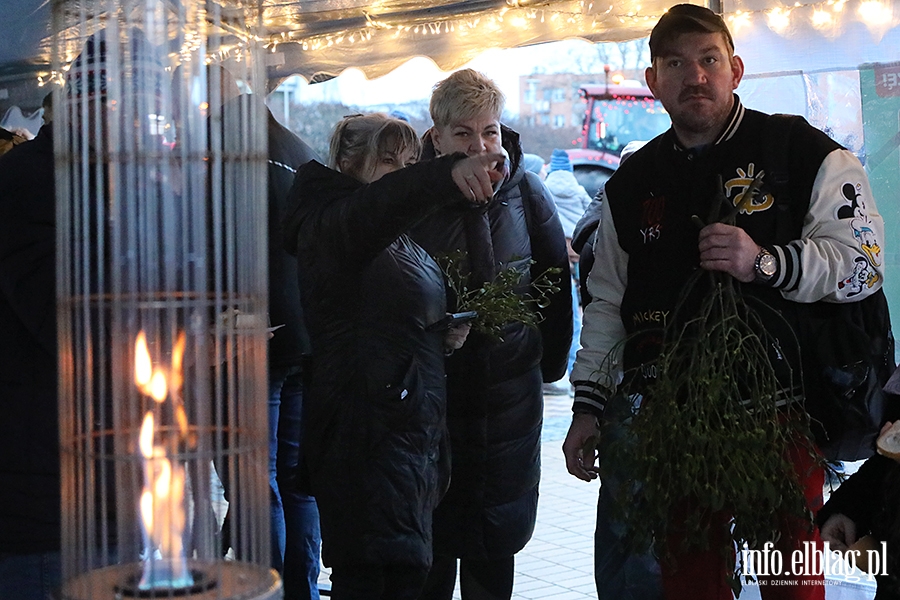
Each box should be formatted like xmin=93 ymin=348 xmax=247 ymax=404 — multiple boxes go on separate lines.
xmin=312 ymin=391 xmax=877 ymax=600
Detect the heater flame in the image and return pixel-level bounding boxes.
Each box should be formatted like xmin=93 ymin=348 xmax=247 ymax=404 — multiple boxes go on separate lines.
xmin=135 ymin=332 xmax=152 ymax=387
xmin=149 ymin=372 xmax=168 ymax=402
xmin=134 ymin=331 xmax=169 ymax=403
xmin=135 ymin=330 xmax=193 ymax=590
xmin=140 ymin=489 xmax=154 ymax=532
xmin=139 ymin=411 xmax=155 ymax=459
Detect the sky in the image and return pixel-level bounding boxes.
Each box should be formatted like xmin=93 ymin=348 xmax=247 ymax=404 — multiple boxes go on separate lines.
xmin=284 ymin=38 xmax=631 ymax=116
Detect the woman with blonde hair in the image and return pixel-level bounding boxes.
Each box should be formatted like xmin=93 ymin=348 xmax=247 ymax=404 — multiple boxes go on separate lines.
xmin=282 ymin=112 xmax=504 ymax=600
xmin=408 ymin=69 xmax=573 ymax=600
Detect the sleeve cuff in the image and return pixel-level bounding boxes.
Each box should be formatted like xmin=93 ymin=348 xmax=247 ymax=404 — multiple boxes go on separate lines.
xmin=767 ymin=243 xmax=802 ymax=292
xmin=572 ymin=379 xmax=611 ymax=420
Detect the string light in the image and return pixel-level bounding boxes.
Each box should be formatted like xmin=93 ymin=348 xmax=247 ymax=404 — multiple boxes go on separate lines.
xmin=858 ymin=0 xmax=892 ymax=23
xmin=728 ymin=10 xmax=753 ymax=33
xmin=263 ymin=0 xmax=888 ymax=54
xmin=811 ymin=8 xmax=833 ymax=25
xmin=38 ymin=0 xmax=895 ymax=87
xmin=767 ymin=7 xmax=792 ymax=30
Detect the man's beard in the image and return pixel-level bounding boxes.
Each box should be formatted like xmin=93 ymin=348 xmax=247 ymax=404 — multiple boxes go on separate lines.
xmin=673 ymin=86 xmax=731 ymax=136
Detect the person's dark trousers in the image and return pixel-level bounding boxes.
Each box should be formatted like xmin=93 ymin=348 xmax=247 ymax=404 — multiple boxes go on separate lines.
xmin=0 ymin=551 xmax=61 ymax=600
xmin=419 ymin=554 xmax=515 ymax=600
xmin=330 ymin=563 xmax=429 ymax=600
xmin=594 ymin=393 xmax=663 ymax=600
xmin=594 ymin=488 xmax=663 ymax=600
xmin=270 ymin=365 xmax=322 ymax=600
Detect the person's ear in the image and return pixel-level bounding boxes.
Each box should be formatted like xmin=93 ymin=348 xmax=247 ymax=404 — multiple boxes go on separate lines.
xmin=430 ymin=126 xmax=443 ymax=156
xmin=730 ymin=54 xmax=745 ymax=90
xmin=645 ymin=64 xmax=658 ymax=97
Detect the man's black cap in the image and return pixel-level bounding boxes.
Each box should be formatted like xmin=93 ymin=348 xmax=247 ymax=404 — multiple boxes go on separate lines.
xmin=649 ymin=4 xmax=735 ymax=59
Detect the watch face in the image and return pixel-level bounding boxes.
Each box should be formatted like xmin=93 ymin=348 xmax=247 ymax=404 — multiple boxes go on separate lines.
xmin=759 ymin=253 xmax=777 ymax=277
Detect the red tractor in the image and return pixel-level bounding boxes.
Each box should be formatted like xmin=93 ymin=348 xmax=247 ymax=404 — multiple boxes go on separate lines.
xmin=568 ymin=81 xmax=671 ymax=198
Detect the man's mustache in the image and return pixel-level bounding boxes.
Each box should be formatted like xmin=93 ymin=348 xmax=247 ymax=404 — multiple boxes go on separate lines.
xmin=679 ymin=86 xmax=715 ymax=102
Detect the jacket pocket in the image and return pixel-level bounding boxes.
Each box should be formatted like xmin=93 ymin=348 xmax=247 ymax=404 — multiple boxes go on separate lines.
xmin=373 ymin=357 xmax=419 ymax=403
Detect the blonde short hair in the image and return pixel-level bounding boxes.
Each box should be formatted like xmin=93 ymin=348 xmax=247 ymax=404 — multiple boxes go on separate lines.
xmin=429 ymin=69 xmax=505 ymax=129
xmin=328 ymin=113 xmax=422 ymax=182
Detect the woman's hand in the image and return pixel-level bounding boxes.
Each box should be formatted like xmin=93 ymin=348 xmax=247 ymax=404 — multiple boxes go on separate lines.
xmin=820 ymin=514 xmax=858 ymax=552
xmin=444 ymin=323 xmax=472 ymax=353
xmin=451 ymin=152 xmax=506 ymax=204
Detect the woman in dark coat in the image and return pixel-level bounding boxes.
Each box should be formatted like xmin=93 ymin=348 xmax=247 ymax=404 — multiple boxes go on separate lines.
xmin=408 ymin=69 xmax=573 ymax=600
xmin=282 ymin=113 xmax=504 ymax=600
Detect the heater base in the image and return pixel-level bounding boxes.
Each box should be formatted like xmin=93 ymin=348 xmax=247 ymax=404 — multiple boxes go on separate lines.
xmin=61 ymin=560 xmax=281 ymax=600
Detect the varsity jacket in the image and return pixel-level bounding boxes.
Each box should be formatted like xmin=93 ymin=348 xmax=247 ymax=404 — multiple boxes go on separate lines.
xmin=571 ymin=96 xmax=885 ymax=419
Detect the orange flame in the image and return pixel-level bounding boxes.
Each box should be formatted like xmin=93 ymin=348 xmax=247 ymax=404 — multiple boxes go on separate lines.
xmin=135 ymin=330 xmax=192 ymax=589
xmin=134 ymin=331 xmax=168 ymax=402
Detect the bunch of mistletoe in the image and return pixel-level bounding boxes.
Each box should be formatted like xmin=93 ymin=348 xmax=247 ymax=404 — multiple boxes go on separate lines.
xmin=604 ymin=175 xmax=824 ymax=596
xmin=437 ymin=250 xmax=562 ymax=341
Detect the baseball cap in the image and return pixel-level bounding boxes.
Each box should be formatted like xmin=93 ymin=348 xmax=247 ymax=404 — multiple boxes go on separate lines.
xmin=649 ymin=4 xmax=735 ymax=60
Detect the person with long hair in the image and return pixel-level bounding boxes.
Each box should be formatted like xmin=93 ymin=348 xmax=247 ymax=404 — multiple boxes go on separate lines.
xmin=282 ymin=113 xmax=504 ymax=600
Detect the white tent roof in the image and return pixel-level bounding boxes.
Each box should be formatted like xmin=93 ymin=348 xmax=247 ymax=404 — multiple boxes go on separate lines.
xmin=260 ymin=0 xmax=674 ymax=83
xmin=0 ymin=0 xmax=897 ymax=99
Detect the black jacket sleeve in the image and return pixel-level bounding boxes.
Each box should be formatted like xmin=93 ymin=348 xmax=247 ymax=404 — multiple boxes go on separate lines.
xmin=817 ymin=454 xmax=896 ymax=536
xmin=283 ymin=154 xmax=466 ymax=266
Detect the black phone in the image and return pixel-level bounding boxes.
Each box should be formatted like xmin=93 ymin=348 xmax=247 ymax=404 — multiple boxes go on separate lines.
xmin=426 ymin=311 xmax=478 ymax=332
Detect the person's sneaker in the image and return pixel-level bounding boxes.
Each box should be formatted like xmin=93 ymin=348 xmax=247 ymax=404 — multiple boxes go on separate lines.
xmin=542 ymin=380 xmax=572 ymax=396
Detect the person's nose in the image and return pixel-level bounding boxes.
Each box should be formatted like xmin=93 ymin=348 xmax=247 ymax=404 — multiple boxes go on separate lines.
xmin=683 ymin=60 xmax=708 ymax=86
xmin=469 ymin=135 xmax=486 ymax=155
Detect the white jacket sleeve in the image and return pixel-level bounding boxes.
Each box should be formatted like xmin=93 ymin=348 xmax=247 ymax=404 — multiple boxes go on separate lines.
xmin=772 ymin=149 xmax=885 ymax=304
xmin=570 ymin=192 xmax=628 ymax=417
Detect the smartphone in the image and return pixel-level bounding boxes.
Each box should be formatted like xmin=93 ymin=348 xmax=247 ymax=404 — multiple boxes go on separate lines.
xmin=426 ymin=311 xmax=478 ymax=332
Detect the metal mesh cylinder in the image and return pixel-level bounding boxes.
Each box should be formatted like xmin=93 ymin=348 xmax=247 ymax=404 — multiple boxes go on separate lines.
xmin=52 ymin=1 xmax=276 ymax=597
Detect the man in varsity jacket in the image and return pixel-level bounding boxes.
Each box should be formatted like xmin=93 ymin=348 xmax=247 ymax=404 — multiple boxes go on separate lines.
xmin=561 ymin=4 xmax=884 ymax=599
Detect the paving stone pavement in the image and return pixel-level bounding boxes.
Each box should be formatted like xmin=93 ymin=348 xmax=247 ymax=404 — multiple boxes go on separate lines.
xmin=315 ymin=390 xmax=879 ymax=600
xmin=316 ymin=391 xmax=600 ymax=599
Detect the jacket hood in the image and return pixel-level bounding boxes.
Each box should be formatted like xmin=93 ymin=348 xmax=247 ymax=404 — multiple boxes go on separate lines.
xmin=544 ymin=170 xmax=586 ymax=199
xmin=421 ymin=123 xmax=526 ymax=195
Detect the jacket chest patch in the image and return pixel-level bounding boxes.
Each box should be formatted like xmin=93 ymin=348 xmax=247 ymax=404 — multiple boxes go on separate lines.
xmin=639 ymin=196 xmax=665 ymax=244
xmin=725 ymin=163 xmax=773 ymax=215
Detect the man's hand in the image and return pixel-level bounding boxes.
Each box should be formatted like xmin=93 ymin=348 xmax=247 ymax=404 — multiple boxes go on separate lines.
xmin=697 ymin=222 xmax=759 ymax=282
xmin=820 ymin=514 xmax=858 ymax=552
xmin=562 ymin=413 xmax=602 ymax=482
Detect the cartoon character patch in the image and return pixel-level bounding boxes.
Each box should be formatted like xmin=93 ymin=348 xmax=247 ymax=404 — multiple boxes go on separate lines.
xmin=725 ymin=163 xmax=773 ymax=214
xmin=836 ymin=182 xmax=868 ymax=220
xmin=838 ymin=256 xmax=879 ymax=298
xmin=640 ymin=196 xmax=664 ymax=244
xmin=835 ymin=181 xmax=881 ymax=266
xmin=851 ymin=218 xmax=882 ymax=267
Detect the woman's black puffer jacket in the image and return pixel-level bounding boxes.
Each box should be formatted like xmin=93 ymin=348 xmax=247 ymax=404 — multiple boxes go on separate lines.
xmin=282 ymin=156 xmax=467 ymax=569
xmin=407 ymin=126 xmax=573 ymax=559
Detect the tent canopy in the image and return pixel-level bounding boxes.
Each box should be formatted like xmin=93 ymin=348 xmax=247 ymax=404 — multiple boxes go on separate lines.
xmin=0 ymin=0 xmax=897 ymax=106
xmin=0 ymin=1 xmax=671 ymax=85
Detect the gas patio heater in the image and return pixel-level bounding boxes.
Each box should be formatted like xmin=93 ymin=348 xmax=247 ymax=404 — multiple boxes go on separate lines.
xmin=53 ymin=0 xmax=278 ymax=598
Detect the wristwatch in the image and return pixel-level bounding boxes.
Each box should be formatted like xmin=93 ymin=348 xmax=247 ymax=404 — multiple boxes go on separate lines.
xmin=754 ymin=246 xmax=777 ymax=283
